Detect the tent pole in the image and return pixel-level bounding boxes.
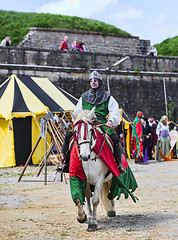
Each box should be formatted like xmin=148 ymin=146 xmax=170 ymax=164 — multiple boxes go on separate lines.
xmin=33 ymin=140 xmax=54 ymax=177
xmin=163 ymin=78 xmax=168 ymax=117
xmin=18 ymin=135 xmax=42 ymax=182
xmin=47 ymin=121 xmax=62 ymax=156
xmin=122 ymin=121 xmax=126 ymax=156
xmin=44 ymin=122 xmax=48 ymax=185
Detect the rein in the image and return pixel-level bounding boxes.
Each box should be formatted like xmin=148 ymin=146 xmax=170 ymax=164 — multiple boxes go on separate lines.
xmin=93 ymin=128 xmax=108 ymax=160
xmin=73 ymin=120 xmax=109 ymax=161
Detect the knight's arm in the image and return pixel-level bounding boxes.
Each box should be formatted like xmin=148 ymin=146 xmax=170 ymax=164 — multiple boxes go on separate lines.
xmin=74 ymin=97 xmax=83 ymax=113
xmin=108 ymin=96 xmax=121 ymax=126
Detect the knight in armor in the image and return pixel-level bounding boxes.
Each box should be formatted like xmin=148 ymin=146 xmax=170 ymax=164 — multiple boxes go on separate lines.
xmin=60 ymin=70 xmax=126 ymax=174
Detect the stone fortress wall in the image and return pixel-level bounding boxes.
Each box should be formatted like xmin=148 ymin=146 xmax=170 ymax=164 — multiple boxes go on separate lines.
xmin=19 ymin=28 xmax=150 ymax=55
xmin=0 ymin=28 xmax=177 ymax=121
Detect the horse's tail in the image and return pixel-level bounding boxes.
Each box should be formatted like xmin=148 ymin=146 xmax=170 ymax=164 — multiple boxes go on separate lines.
xmin=100 ymin=180 xmax=115 ymax=213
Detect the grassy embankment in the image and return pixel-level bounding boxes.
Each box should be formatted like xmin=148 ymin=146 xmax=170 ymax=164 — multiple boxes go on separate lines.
xmin=0 ymin=10 xmax=131 ymax=46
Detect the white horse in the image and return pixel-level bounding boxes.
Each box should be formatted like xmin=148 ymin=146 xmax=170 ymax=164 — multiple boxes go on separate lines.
xmin=70 ymin=108 xmax=116 ymax=231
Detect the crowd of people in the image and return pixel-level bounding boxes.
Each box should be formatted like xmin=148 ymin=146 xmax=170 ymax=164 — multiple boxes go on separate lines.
xmin=1 ymin=35 xmax=157 ymax=56
xmin=0 ymin=35 xmax=88 ymax=52
xmin=60 ymin=35 xmax=87 ymax=52
xmin=131 ymin=112 xmax=177 ymax=165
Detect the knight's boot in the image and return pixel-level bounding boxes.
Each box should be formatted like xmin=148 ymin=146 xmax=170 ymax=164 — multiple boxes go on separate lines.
xmin=56 ymin=153 xmax=64 ymax=172
xmin=56 ymin=149 xmax=70 ymax=173
xmin=118 ymin=164 xmax=126 ymax=174
xmin=115 ymin=143 xmax=126 ymax=174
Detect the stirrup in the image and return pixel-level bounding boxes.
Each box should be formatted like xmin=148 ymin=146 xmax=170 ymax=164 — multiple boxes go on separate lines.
xmin=118 ymin=165 xmax=126 ymax=174
xmin=56 ymin=163 xmax=65 ymax=172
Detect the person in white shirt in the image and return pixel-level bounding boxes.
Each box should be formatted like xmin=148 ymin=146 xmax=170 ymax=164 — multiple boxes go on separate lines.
xmin=147 ymin=46 xmax=158 ymax=57
xmin=1 ymin=36 xmax=11 ymax=46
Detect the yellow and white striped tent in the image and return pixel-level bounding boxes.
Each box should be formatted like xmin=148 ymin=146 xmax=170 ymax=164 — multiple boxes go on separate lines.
xmin=0 ymin=74 xmax=77 ymax=168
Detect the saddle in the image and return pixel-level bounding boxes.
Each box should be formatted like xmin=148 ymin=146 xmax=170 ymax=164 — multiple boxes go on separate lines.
xmin=95 ymin=127 xmax=114 ymax=153
xmin=92 ymin=120 xmax=114 ymax=153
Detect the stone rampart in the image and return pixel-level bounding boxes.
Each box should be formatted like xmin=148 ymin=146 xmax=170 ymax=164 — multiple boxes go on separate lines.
xmin=19 ymin=28 xmax=150 ymax=55
xmin=0 ymin=46 xmax=177 ymax=121
xmin=0 ymin=47 xmax=177 ymax=72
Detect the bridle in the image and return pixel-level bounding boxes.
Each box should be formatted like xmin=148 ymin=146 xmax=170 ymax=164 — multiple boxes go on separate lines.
xmin=73 ymin=120 xmax=109 ymax=161
xmin=73 ymin=120 xmax=97 ymax=160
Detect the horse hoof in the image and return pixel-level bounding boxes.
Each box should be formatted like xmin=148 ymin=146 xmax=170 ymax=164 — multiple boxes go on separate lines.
xmin=87 ymin=223 xmax=97 ymax=232
xmin=77 ymin=214 xmax=87 ymax=224
xmin=107 ymin=211 xmax=116 ymax=217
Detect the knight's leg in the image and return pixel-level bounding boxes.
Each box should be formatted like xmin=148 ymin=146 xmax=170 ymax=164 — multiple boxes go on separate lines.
xmin=137 ymin=138 xmax=145 ymax=164
xmin=57 ymin=131 xmax=73 ymax=172
xmin=70 ymin=177 xmax=87 ymax=223
xmin=110 ymin=134 xmax=126 ymax=174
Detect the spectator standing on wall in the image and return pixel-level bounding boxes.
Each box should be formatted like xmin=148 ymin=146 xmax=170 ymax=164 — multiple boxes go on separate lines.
xmin=60 ymin=36 xmax=68 ymax=51
xmin=1 ymin=36 xmax=11 ymax=46
xmin=146 ymin=46 xmax=158 ymax=57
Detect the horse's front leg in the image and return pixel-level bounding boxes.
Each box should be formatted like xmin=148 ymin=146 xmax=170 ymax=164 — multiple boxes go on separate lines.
xmin=87 ymin=176 xmax=104 ymax=231
xmin=74 ymin=199 xmax=87 ymax=223
xmin=85 ymin=183 xmax=92 ymax=221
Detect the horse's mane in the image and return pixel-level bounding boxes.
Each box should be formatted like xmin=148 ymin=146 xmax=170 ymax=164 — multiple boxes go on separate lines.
xmin=73 ymin=110 xmax=96 ymax=125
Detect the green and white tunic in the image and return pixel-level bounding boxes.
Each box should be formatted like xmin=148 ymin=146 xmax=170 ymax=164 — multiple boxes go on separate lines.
xmin=74 ymin=96 xmax=121 ymax=135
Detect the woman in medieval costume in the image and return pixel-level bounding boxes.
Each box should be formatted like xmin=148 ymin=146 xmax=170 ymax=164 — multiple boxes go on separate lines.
xmin=60 ymin=70 xmax=126 ymax=174
xmin=155 ymin=115 xmax=170 ymax=161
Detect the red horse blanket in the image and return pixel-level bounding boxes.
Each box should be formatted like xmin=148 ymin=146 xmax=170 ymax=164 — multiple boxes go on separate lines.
xmin=69 ymin=130 xmax=138 ymax=204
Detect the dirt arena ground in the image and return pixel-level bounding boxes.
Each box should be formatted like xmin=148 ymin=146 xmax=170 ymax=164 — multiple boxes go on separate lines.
xmin=0 ymin=159 xmax=177 ymax=240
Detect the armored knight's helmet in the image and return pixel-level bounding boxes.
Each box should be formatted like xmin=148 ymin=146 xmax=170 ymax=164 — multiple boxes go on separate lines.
xmin=89 ymin=71 xmax=102 ymax=84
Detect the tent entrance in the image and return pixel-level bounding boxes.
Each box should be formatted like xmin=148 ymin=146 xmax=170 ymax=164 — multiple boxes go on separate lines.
xmin=13 ymin=117 xmax=32 ymax=166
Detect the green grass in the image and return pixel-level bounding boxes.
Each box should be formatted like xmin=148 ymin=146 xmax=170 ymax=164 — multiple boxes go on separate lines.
xmin=0 ymin=10 xmax=131 ymax=46
xmin=154 ymin=36 xmax=178 ymax=56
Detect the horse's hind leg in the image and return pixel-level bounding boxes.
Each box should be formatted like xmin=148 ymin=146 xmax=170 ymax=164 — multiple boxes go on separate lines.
xmin=101 ymin=181 xmax=116 ymax=217
xmin=107 ymin=200 xmax=116 ymax=217
xmin=74 ymin=199 xmax=87 ymax=223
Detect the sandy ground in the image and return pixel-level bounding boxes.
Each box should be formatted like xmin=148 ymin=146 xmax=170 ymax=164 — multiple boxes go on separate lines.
xmin=0 ymin=159 xmax=178 ymax=240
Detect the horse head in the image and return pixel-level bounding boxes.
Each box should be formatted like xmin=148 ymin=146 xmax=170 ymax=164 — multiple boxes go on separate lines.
xmin=71 ymin=108 xmax=96 ymax=161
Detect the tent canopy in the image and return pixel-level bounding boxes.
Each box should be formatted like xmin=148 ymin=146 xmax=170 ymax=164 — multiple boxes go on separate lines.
xmin=0 ymin=74 xmax=78 ymax=168
xmin=0 ymin=74 xmax=78 ymax=119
